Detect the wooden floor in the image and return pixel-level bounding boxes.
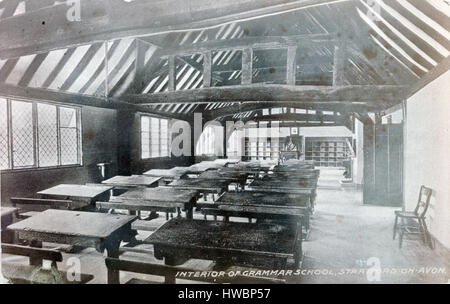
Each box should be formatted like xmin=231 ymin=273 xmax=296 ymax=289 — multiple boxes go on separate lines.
xmin=2 ymin=168 xmax=448 ymax=284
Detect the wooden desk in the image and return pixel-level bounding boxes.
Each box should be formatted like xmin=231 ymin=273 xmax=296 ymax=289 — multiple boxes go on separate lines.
xmin=167 ymin=178 xmax=229 ymax=195
xmin=218 ymin=191 xmax=310 ymax=208
xmin=8 ymin=209 xmax=136 ymax=283
xmin=198 ymin=170 xmax=248 ymax=187
xmin=213 ymin=159 xmax=240 ymax=166
xmin=37 ymin=184 xmax=113 ymax=203
xmin=216 ymin=191 xmax=310 ymax=231
xmin=261 ymin=175 xmax=319 ymax=188
xmin=218 ymin=166 xmax=266 ymax=178
xmin=102 ymin=175 xmax=161 ymax=188
xmin=272 ymin=168 xmax=320 ymax=175
xmin=143 ymin=167 xmax=189 ymax=182
xmin=145 ymin=218 xmax=302 ymax=280
xmin=187 ymin=162 xmax=225 ymax=175
xmin=248 ymin=180 xmax=316 ymax=210
xmin=1 ymin=207 xmax=18 ymax=243
xmin=102 ymin=187 xmax=199 ymax=219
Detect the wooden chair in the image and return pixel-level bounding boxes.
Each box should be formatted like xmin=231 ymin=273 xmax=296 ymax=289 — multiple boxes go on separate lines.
xmin=1 ymin=244 xmax=93 ymax=284
xmin=393 ymin=186 xmax=433 ymax=249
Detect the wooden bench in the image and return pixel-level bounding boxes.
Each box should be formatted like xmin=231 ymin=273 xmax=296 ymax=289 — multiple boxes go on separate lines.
xmin=105 ymin=257 xmax=286 ymax=284
xmin=1 ymin=244 xmax=93 ymax=284
xmin=10 ymin=197 xmax=88 ymax=219
xmin=131 ymin=219 xmax=165 ymax=232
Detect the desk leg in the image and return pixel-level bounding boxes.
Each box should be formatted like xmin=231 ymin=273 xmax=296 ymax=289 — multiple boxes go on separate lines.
xmin=1 ymin=214 xmax=15 ymax=244
xmin=106 ymin=239 xmax=121 ymax=284
xmin=186 ymin=207 xmax=193 ymax=220
xmin=29 ymin=239 xmax=43 ymax=266
xmin=293 ymin=222 xmax=303 ymax=269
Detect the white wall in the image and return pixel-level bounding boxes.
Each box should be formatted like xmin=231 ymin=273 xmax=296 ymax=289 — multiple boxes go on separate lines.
xmin=404 ymin=70 xmax=450 ymax=249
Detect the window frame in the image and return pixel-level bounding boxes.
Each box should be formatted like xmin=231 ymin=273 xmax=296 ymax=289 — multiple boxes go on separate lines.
xmin=140 ymin=114 xmax=171 ymax=160
xmin=0 ymin=97 xmax=82 ymax=172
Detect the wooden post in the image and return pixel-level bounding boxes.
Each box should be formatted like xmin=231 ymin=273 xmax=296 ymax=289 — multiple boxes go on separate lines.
xmin=168 ymin=55 xmax=176 ymax=91
xmin=333 ymin=42 xmax=346 ymax=86
xmin=104 ymin=42 xmax=109 ymax=97
xmin=133 ymin=39 xmax=146 ymax=93
xmin=286 ymin=46 xmax=297 ymax=85
xmin=203 ymin=51 xmax=212 ymax=88
xmin=241 ymin=48 xmax=253 ymax=85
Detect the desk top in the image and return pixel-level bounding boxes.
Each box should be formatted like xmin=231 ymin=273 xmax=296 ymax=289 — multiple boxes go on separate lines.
xmin=219 ymin=166 xmax=264 ymax=174
xmin=261 ymin=175 xmax=318 ymax=187
xmin=146 ymin=218 xmax=295 ymax=256
xmin=143 ymin=167 xmax=189 ymax=179
xmin=114 ymin=187 xmax=199 ymax=204
xmin=218 ymin=191 xmax=310 ymax=207
xmin=1 ymin=207 xmax=18 ymax=218
xmin=167 ymin=178 xmax=229 ymax=192
xmin=8 ymin=209 xmax=136 ymax=239
xmin=102 ymin=175 xmax=161 ymax=187
xmin=249 ymin=180 xmax=315 ymax=194
xmin=37 ymin=184 xmax=113 ymax=199
xmin=187 ymin=164 xmax=223 ymax=174
xmin=198 ymin=170 xmax=248 ymax=181
xmin=214 ymin=159 xmax=240 ymax=166
xmin=272 ymin=168 xmax=320 ymax=174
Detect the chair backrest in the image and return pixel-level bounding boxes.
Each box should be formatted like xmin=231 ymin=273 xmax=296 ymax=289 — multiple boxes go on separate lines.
xmin=414 ymin=186 xmax=432 ymax=218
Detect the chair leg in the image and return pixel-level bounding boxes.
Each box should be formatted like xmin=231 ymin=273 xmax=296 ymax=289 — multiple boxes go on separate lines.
xmin=420 ymin=218 xmax=433 ymax=249
xmin=393 ymin=215 xmax=399 ymax=240
xmin=417 ymin=218 xmax=426 ymax=244
xmin=398 ymin=218 xmax=404 ymax=249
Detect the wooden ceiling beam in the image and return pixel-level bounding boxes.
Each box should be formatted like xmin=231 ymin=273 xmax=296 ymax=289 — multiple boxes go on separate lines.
xmin=17 ymin=53 xmax=49 ymax=87
xmin=122 ymin=84 xmax=408 ymax=105
xmin=387 ymin=0 xmax=450 ymax=50
xmin=408 ymin=55 xmax=450 ymax=99
xmin=208 ymin=102 xmax=373 ymax=120
xmin=251 ymin=113 xmax=342 ymax=122
xmin=0 ymin=0 xmax=353 ymax=59
xmin=159 ymin=33 xmax=336 ymax=58
xmin=0 ymin=83 xmax=188 ymax=120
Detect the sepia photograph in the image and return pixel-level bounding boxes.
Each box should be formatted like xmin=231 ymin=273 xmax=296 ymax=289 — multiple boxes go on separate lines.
xmin=0 ymin=0 xmax=449 ymax=289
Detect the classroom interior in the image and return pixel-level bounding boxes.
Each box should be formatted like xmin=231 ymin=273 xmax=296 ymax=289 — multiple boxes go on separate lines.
xmin=0 ymin=0 xmax=449 ymax=284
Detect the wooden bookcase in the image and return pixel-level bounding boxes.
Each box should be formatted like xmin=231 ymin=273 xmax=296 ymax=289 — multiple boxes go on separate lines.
xmin=305 ymin=137 xmax=352 ymax=167
xmin=244 ymin=137 xmax=281 ymax=160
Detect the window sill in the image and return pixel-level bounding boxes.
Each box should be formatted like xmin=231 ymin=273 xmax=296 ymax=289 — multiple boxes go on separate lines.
xmin=0 ymin=164 xmax=83 ymax=174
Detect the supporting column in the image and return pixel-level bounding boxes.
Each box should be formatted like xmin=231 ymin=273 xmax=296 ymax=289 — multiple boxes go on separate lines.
xmin=241 ymin=48 xmax=253 ymax=85
xmin=203 ymin=51 xmax=212 ymax=88
xmin=333 ymin=41 xmax=346 ymax=86
xmin=168 ymin=55 xmax=176 ymax=91
xmin=286 ymin=46 xmax=297 ymax=85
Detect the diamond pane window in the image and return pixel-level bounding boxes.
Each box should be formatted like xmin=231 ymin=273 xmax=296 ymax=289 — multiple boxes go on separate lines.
xmin=0 ymin=97 xmax=81 ymax=170
xmin=59 ymin=107 xmax=79 ymax=165
xmin=37 ymin=103 xmax=58 ymax=167
xmin=11 ymin=100 xmax=34 ymax=168
xmin=0 ymin=99 xmax=8 ymax=170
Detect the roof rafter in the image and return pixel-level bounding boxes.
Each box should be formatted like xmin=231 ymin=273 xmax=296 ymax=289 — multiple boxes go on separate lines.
xmin=0 ymin=0 xmax=353 ymax=59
